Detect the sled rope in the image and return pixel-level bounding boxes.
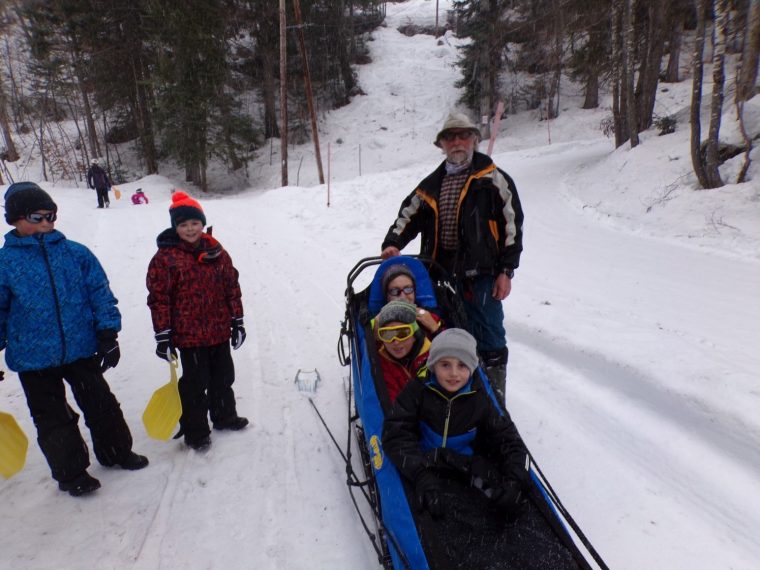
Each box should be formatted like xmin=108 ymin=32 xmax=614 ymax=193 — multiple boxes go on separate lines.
xmin=308 ymin=397 xmax=392 ymax=567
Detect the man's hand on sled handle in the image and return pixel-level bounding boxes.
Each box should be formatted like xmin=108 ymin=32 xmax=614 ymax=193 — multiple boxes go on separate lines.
xmin=381 ymin=246 xmax=400 ymax=260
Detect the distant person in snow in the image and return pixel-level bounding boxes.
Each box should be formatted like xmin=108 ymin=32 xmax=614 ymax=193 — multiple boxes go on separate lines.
xmin=374 ymin=300 xmax=431 ymax=404
xmin=380 ymin=111 xmax=524 ymax=403
xmin=0 ymin=182 xmax=148 ymax=497
xmin=383 ymin=329 xmax=579 ymax=570
xmin=146 ymin=191 xmax=248 ymax=451
xmin=86 ymin=158 xmax=112 ymax=209
xmin=131 ymin=188 xmax=149 ymax=205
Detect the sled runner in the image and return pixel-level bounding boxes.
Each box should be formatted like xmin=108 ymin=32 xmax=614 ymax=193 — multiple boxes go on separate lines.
xmin=336 ymin=256 xmax=609 ymax=570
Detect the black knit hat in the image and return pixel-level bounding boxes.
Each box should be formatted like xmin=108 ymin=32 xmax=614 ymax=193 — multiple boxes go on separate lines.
xmin=4 ymin=182 xmax=58 ymax=224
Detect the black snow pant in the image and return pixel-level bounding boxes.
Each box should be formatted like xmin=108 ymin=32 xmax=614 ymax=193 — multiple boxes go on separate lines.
xmin=19 ymin=357 xmax=134 ymax=482
xmin=177 ymin=341 xmax=238 ymax=443
xmin=95 ymin=186 xmax=110 ymax=208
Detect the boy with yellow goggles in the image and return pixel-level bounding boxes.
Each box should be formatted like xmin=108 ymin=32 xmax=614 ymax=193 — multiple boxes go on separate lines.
xmin=377 ymin=321 xmax=420 ymax=343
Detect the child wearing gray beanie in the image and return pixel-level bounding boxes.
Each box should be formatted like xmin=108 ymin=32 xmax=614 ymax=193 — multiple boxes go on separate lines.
xmin=377 ymin=299 xmax=418 ymax=328
xmin=427 ymin=328 xmax=479 ymax=373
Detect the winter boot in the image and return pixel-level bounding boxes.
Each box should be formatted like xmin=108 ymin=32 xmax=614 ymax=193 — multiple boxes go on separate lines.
xmin=482 ymin=347 xmax=509 ymax=405
xmin=58 ymin=471 xmax=101 ymax=497
xmin=115 ymin=452 xmax=149 ymax=471
xmin=213 ymin=416 xmax=249 ymax=431
xmin=186 ymin=435 xmax=212 ymax=451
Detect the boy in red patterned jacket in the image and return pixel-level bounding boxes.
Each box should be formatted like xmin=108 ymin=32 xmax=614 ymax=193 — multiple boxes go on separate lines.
xmin=146 ymin=191 xmax=248 ymax=450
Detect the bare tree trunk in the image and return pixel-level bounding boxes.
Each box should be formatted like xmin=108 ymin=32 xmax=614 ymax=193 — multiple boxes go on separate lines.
xmin=67 ymin=44 xmax=101 ymax=161
xmin=336 ymin=0 xmax=356 ymax=101
xmin=691 ymin=0 xmax=710 ymax=188
xmin=583 ymin=69 xmax=599 ymax=109
xmin=736 ymin=0 xmax=760 ymax=102
xmin=612 ymin=0 xmax=627 ymax=147
xmin=665 ymin=16 xmax=683 ymax=82
xmin=132 ymin=54 xmax=158 ymax=174
xmin=262 ymin=46 xmax=280 ymax=139
xmin=293 ymin=0 xmax=325 ymax=184
xmin=704 ymin=0 xmax=727 ymax=188
xmin=279 ymin=0 xmax=288 ymax=186
xmin=0 ymin=74 xmax=19 ymax=162
xmin=582 ymin=19 xmax=604 ymax=109
xmin=623 ymin=0 xmax=639 ymax=147
xmin=636 ymin=1 xmax=668 ymax=131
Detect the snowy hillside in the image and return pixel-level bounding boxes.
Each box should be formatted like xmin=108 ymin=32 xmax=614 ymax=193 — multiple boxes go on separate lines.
xmin=1 ymin=1 xmax=760 ymax=569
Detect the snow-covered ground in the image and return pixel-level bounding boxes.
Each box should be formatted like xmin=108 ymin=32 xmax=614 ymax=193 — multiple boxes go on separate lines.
xmin=1 ymin=1 xmax=759 ymax=568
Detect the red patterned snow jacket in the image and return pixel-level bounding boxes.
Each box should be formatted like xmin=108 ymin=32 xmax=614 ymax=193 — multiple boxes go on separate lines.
xmin=146 ymin=228 xmax=243 ymax=348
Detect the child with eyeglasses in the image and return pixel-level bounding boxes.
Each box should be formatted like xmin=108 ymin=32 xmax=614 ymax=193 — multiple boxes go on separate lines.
xmin=382 ymin=330 xmax=575 ymax=569
xmin=374 ymin=300 xmax=431 ymax=405
xmin=146 ymin=191 xmax=248 ymax=451
xmin=0 ymin=182 xmax=148 ymax=497
xmin=381 ymin=264 xmax=443 ymax=338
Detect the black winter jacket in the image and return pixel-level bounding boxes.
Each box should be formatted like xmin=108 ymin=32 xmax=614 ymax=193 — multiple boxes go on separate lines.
xmin=382 ymin=372 xmax=528 ymax=486
xmin=382 ymin=151 xmax=523 ymax=278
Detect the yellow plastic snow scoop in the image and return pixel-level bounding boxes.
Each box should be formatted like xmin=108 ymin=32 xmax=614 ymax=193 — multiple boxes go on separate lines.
xmin=112 ymin=186 xmax=122 ymax=200
xmin=0 ymin=411 xmax=28 ymax=479
xmin=142 ymin=358 xmax=182 ymax=441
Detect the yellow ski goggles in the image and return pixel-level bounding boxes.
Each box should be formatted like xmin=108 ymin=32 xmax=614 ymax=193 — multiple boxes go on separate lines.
xmin=378 ymin=322 xmax=419 ymax=343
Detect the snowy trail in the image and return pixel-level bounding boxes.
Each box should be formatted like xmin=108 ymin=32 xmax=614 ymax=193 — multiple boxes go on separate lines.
xmin=493 ymin=140 xmax=760 ymax=567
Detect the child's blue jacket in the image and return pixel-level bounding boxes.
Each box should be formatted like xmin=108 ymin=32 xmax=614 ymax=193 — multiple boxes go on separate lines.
xmin=0 ymin=229 xmax=121 ymax=372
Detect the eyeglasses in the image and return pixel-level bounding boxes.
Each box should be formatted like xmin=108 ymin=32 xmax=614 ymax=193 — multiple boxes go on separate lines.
xmin=378 ymin=322 xmax=419 ymax=343
xmin=387 ymin=285 xmax=415 ymax=298
xmin=440 ymin=131 xmax=473 ymax=142
xmin=25 ymin=212 xmax=57 ymax=223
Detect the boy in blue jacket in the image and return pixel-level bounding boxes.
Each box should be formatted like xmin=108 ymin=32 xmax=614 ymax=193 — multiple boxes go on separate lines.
xmin=0 ymin=182 xmax=148 ymax=496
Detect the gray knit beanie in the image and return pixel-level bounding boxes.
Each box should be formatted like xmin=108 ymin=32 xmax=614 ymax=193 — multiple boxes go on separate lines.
xmin=377 ymin=300 xmax=418 ymax=328
xmin=428 ymin=328 xmax=479 ymax=372
xmin=381 ymin=264 xmax=416 ymax=295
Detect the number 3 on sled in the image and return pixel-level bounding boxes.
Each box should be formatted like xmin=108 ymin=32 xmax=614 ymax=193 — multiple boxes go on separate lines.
xmin=0 ymin=411 xmax=28 ymax=479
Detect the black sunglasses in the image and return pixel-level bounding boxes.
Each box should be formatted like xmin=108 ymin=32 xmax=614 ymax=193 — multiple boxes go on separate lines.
xmin=26 ymin=212 xmax=57 ymax=224
xmin=387 ymin=285 xmax=415 ymax=297
xmin=440 ymin=131 xmax=473 ymax=142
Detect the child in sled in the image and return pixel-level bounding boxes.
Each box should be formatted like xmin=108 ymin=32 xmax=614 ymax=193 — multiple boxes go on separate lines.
xmin=379 ymin=262 xmax=442 ymax=338
xmin=131 ymin=188 xmax=149 ymax=205
xmin=0 ymin=182 xmax=148 ymax=496
xmin=146 ymin=191 xmax=248 ymax=451
xmin=375 ymin=300 xmax=431 ymax=404
xmin=383 ymin=328 xmax=580 ymax=570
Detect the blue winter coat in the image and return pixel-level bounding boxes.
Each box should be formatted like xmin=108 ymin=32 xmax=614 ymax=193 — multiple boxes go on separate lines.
xmin=0 ymin=229 xmax=121 ymax=372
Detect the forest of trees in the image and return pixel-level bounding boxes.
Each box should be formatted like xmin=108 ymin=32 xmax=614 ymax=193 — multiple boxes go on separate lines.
xmin=0 ymin=0 xmax=758 ymax=190
xmin=0 ymin=0 xmax=384 ymax=190
xmin=452 ymin=0 xmax=759 ymax=188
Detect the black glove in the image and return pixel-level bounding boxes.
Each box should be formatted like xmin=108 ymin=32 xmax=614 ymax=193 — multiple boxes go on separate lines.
xmin=414 ymin=471 xmax=445 ymax=519
xmin=430 ymin=447 xmax=473 ymax=475
xmin=231 ymin=317 xmax=246 ymax=350
xmin=469 ymin=456 xmax=503 ymax=488
xmin=490 ymin=479 xmax=527 ymax=519
xmin=155 ymin=329 xmax=177 ymax=361
xmin=97 ymin=329 xmax=121 ymax=372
